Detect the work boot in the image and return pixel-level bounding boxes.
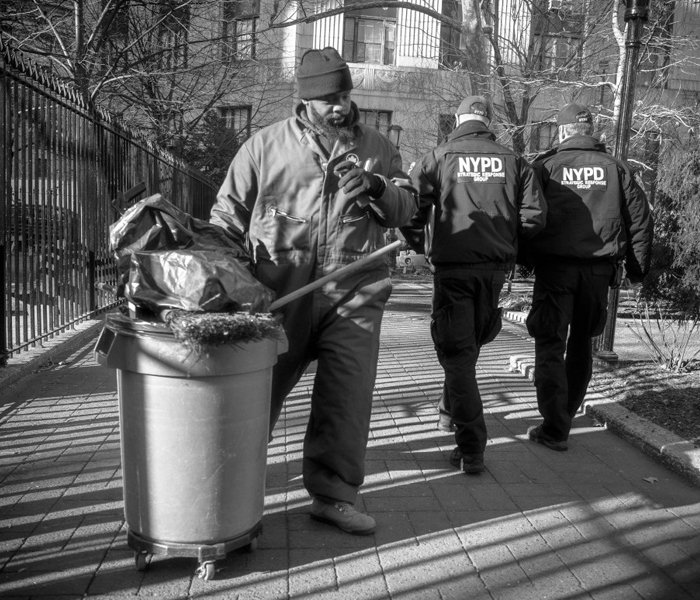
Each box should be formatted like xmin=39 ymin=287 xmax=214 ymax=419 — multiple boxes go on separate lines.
xmin=310 ymin=499 xmax=376 ymax=535
xmin=527 ymin=424 xmax=568 ymax=451
xmin=449 ymin=447 xmax=485 ymax=475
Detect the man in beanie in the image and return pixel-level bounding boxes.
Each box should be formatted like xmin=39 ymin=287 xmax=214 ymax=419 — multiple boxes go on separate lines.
xmin=523 ymin=102 xmax=653 ymax=451
xmin=401 ymin=96 xmax=546 ymax=474
xmin=211 ymin=47 xmax=417 ymax=534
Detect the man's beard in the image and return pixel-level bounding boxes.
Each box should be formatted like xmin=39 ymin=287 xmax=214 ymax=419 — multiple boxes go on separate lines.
xmin=307 ymin=104 xmax=355 ymax=142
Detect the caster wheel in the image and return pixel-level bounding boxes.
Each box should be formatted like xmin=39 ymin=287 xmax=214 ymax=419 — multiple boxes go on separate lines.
xmin=196 ymin=561 xmax=216 ymax=581
xmin=245 ymin=537 xmax=258 ymax=553
xmin=134 ymin=551 xmax=149 ymax=571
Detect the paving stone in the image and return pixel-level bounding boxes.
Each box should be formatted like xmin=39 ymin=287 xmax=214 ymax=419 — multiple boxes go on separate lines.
xmin=0 ymin=283 xmax=699 ymax=599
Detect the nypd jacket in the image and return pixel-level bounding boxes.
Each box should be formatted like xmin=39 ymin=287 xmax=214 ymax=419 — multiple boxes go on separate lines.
xmin=210 ymin=102 xmax=418 ymax=301
xmin=400 ymin=121 xmax=546 ymax=269
xmin=527 ymin=135 xmax=653 ymax=281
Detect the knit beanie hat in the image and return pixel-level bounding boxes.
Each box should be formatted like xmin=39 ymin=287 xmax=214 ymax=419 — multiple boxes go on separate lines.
xmin=297 ymin=47 xmax=353 ymax=100
xmin=456 ymin=96 xmax=492 ymax=122
xmin=557 ymin=103 xmax=593 ymax=126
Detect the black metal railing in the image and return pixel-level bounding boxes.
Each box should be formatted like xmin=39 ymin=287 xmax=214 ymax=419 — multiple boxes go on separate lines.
xmin=1 ymin=37 xmax=218 ymax=363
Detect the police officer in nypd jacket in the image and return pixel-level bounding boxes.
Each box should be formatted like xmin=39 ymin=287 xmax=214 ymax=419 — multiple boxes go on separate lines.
xmin=524 ymin=102 xmax=653 ymax=452
xmin=401 ymin=95 xmax=546 ymax=475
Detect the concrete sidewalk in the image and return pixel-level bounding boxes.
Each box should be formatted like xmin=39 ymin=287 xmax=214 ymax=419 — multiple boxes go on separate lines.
xmin=1 ymin=281 xmax=699 ymax=599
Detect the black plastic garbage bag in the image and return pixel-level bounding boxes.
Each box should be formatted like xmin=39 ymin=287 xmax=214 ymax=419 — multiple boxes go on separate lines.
xmin=109 ymin=194 xmax=272 ymax=313
xmin=110 ymin=193 xmax=247 ymax=269
xmin=125 ymin=249 xmax=273 ymax=314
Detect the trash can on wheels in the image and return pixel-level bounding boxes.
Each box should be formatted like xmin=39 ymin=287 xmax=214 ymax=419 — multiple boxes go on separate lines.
xmin=95 ymin=312 xmax=286 ymax=580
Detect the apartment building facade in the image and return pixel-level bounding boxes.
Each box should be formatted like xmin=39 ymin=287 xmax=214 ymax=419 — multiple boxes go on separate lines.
xmin=215 ymin=0 xmax=700 ymax=170
xmin=215 ymin=0 xmax=478 ymax=168
xmin=4 ymin=0 xmax=697 ymax=171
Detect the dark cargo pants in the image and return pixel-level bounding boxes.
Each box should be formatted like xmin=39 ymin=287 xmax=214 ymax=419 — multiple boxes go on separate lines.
xmin=432 ymin=268 xmax=505 ymax=455
xmin=527 ymin=262 xmax=614 ymax=442
xmin=269 ymin=277 xmax=390 ymax=505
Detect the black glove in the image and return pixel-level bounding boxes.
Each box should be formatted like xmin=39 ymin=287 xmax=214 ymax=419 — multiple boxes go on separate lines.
xmin=334 ymin=160 xmax=385 ymax=203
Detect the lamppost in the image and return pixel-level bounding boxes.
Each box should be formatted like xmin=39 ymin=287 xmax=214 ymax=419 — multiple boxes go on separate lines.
xmin=388 ymin=124 xmax=403 ymax=149
xmin=594 ymin=0 xmax=649 ymax=361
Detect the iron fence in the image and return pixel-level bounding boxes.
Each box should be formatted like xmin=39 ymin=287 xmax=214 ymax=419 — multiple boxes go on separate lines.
xmin=1 ymin=37 xmax=218 ymax=364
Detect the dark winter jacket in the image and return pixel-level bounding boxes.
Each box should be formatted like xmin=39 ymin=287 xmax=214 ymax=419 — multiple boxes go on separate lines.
xmin=527 ymin=135 xmax=653 ymax=281
xmin=210 ymin=102 xmax=418 ymax=301
xmin=400 ymin=121 xmax=546 ymax=269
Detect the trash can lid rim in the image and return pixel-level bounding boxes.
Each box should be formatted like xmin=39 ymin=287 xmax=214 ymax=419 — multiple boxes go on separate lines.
xmin=105 ymin=311 xmax=172 ymax=336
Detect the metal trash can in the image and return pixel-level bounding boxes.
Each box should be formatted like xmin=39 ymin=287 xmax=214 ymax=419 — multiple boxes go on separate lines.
xmin=95 ymin=312 xmax=287 ymax=580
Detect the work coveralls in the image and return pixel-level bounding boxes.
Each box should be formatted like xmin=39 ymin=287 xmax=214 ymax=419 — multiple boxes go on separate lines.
xmin=526 ymin=135 xmax=653 ymax=442
xmin=401 ymin=121 xmax=546 ymax=456
xmin=210 ymin=102 xmax=417 ymax=504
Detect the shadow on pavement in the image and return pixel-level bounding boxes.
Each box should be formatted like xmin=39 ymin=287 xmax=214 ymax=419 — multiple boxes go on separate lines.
xmin=1 ymin=288 xmax=699 ymax=599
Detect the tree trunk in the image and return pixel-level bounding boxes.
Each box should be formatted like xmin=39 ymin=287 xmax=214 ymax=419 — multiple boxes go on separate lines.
xmin=612 ymin=4 xmax=626 ymax=134
xmin=460 ymin=0 xmax=490 ymax=95
xmin=72 ymin=0 xmax=91 ymax=105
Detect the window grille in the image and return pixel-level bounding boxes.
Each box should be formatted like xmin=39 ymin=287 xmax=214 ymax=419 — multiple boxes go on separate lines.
xmin=218 ymin=105 xmax=252 ymax=142
xmin=343 ymin=3 xmax=397 ymax=65
xmin=222 ymin=0 xmax=260 ymax=61
xmin=358 ymin=109 xmax=393 ymax=135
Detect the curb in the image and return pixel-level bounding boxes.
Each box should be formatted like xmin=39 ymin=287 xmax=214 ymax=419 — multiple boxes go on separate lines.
xmin=583 ymin=396 xmax=700 ymax=488
xmin=502 ymin=310 xmax=700 ymax=488
xmin=509 ymin=354 xmax=534 ymax=380
xmin=0 ymin=319 xmax=105 ymax=393
xmin=503 ymin=310 xmax=528 ymax=325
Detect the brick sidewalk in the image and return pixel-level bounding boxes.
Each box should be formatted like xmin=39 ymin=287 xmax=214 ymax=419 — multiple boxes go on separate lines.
xmin=1 ymin=281 xmax=699 ymax=598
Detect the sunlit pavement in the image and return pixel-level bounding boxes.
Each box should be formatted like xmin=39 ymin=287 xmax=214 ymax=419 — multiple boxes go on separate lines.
xmin=1 ymin=281 xmax=699 ymax=599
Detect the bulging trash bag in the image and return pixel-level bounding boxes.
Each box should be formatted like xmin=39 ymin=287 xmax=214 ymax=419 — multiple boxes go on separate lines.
xmin=125 ymin=249 xmax=273 ymax=314
xmin=110 ymin=193 xmax=246 ymax=255
xmin=109 ymin=194 xmax=272 ymax=314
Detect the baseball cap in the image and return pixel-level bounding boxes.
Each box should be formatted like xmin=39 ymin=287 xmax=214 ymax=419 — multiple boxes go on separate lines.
xmin=456 ymin=96 xmax=492 ymax=122
xmin=557 ymin=103 xmax=593 ymax=126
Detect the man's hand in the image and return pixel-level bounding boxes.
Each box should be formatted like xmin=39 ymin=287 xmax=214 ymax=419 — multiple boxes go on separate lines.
xmin=334 ymin=160 xmax=385 ymax=205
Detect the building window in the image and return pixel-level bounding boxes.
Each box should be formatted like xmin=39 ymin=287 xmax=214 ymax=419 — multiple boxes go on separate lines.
xmin=222 ymin=0 xmax=259 ymax=61
xmin=440 ymin=0 xmax=464 ymax=69
xmin=358 ymin=109 xmax=393 ymax=135
xmin=343 ymin=4 xmax=396 ymax=65
xmin=157 ymin=2 xmax=191 ymax=69
xmin=104 ymin=0 xmax=129 ymax=41
xmin=218 ymin=105 xmax=252 ymax=141
xmin=534 ymin=33 xmax=581 ymax=71
xmin=532 ymin=0 xmax=585 ymax=75
xmin=101 ymin=0 xmax=130 ymax=66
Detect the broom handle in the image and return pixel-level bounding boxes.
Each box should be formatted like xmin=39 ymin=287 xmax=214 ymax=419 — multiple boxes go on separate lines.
xmin=268 ymin=240 xmax=403 ymax=312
